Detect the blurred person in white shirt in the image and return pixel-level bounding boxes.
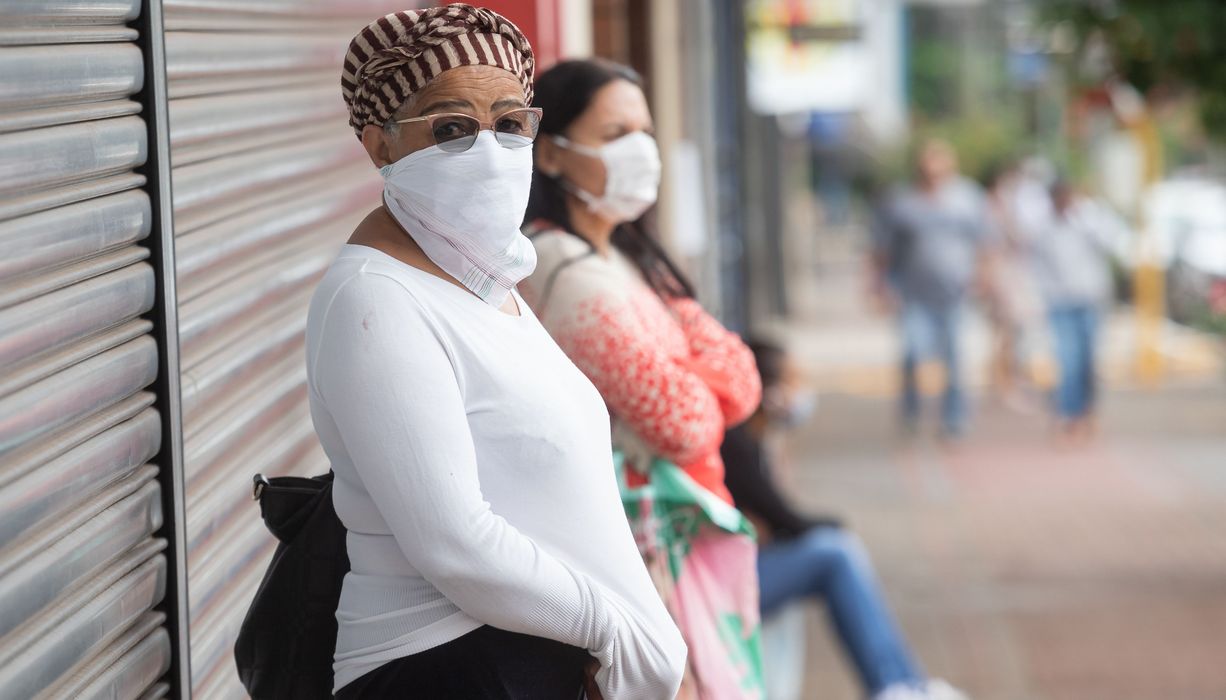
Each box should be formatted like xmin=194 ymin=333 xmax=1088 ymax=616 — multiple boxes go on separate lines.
xmin=1031 ymin=180 xmax=1116 ymax=441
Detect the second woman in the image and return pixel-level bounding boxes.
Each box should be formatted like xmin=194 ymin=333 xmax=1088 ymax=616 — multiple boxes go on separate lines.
xmin=522 ymin=59 xmax=766 ymax=699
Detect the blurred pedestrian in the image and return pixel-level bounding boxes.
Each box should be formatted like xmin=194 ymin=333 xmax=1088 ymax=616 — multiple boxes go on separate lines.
xmin=872 ymin=139 xmax=993 ymax=438
xmin=522 ymin=58 xmax=766 ymax=699
xmin=722 ymin=340 xmax=968 ymax=700
xmin=1032 ymin=180 xmax=1115 ymax=440
xmin=313 ymin=7 xmax=685 ymax=699
xmin=982 ymin=162 xmax=1044 ymax=412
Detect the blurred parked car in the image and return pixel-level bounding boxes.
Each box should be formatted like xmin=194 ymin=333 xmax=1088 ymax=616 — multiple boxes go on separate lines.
xmin=1144 ymin=178 xmax=1226 ymax=330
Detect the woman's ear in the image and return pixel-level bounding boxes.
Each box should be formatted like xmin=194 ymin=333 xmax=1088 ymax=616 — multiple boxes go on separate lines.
xmin=362 ymin=124 xmax=393 ymax=168
xmin=535 ymin=136 xmax=563 ymax=177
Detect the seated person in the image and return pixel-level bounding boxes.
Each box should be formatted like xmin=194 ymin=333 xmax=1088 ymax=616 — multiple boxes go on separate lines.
xmin=721 ymin=340 xmax=967 ymax=700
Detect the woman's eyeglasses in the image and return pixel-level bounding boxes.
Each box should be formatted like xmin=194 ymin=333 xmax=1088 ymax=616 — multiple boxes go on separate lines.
xmin=392 ymin=107 xmax=543 ymax=153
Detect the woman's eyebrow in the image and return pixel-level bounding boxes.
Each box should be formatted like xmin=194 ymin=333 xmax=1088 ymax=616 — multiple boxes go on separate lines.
xmin=490 ymin=97 xmax=527 ymax=112
xmin=418 ymin=98 xmax=475 ymax=115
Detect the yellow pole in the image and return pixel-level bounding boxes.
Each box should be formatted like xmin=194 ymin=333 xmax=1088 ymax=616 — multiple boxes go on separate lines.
xmin=1131 ymin=114 xmax=1164 ymax=385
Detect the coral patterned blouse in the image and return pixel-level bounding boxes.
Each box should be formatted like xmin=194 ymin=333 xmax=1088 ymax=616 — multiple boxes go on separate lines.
xmin=522 ymin=228 xmax=761 ymax=504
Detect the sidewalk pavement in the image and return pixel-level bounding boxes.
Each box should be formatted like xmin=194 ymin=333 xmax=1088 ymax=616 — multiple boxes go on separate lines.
xmin=780 ymin=385 xmax=1226 ymax=700
xmin=762 ymin=254 xmax=1226 ymax=699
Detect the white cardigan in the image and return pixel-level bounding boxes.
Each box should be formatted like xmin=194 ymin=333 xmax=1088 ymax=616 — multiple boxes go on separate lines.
xmin=305 ymin=244 xmax=685 ymax=698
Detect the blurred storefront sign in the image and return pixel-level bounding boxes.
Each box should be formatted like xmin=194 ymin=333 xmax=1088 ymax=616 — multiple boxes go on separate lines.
xmin=744 ymin=0 xmax=906 ymax=142
xmin=1007 ymin=48 xmax=1048 ymax=88
xmin=745 ymin=0 xmax=868 ymax=114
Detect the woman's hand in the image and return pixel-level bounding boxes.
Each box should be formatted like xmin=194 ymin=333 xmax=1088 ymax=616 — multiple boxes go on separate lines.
xmin=583 ymin=658 xmax=605 ymax=700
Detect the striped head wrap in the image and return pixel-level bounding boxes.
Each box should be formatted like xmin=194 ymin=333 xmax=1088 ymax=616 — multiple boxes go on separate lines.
xmin=341 ymin=4 xmax=535 ymax=139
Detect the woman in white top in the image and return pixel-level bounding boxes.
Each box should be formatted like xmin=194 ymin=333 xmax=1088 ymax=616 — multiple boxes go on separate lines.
xmin=309 ymin=6 xmax=685 ymax=699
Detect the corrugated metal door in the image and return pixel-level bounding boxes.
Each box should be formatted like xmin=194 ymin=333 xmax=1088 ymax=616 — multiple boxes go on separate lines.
xmin=162 ymin=1 xmax=416 ymax=696
xmin=0 ymin=2 xmax=175 ymax=699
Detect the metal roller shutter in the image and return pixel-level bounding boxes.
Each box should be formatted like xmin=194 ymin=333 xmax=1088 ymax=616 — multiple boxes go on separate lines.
xmin=163 ymin=1 xmax=419 ymax=696
xmin=0 ymin=1 xmax=181 ymax=699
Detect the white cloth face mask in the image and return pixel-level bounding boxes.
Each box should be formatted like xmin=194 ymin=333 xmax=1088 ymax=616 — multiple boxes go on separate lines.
xmin=380 ymin=130 xmax=537 ymax=307
xmin=553 ymin=130 xmax=661 ymax=223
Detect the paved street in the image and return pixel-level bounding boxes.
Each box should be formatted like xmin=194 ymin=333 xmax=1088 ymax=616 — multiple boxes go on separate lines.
xmin=781 ymin=383 xmax=1226 ymax=700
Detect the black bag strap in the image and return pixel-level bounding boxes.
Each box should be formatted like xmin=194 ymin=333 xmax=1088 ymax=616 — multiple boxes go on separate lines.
xmin=251 ymin=471 xmax=335 ymax=543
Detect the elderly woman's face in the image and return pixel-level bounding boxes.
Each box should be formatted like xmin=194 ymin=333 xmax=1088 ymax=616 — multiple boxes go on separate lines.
xmin=362 ymin=65 xmax=527 ymax=168
xmin=539 ymin=78 xmax=653 ymax=201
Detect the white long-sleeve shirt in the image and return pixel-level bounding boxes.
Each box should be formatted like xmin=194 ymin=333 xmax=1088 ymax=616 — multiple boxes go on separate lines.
xmin=306 ymin=244 xmax=686 ymax=698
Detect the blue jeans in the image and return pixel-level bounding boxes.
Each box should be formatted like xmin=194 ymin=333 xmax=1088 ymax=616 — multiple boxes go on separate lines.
xmin=900 ymin=301 xmax=965 ymax=434
xmin=1048 ymin=305 xmax=1099 ymax=419
xmin=758 ymin=528 xmax=924 ymax=695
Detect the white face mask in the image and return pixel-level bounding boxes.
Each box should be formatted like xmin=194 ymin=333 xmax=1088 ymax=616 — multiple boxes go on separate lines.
xmin=380 ymin=130 xmax=537 ymax=307
xmin=553 ymin=130 xmax=661 ymax=223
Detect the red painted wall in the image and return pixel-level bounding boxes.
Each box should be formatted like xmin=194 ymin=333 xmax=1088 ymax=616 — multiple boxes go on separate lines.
xmin=475 ymin=0 xmax=562 ymax=68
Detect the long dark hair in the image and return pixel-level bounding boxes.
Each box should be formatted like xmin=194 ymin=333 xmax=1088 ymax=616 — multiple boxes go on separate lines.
xmin=524 ymin=58 xmax=695 ymax=300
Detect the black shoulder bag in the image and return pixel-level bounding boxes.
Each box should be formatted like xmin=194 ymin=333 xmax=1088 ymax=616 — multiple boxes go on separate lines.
xmin=234 ymin=471 xmax=349 ymax=699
